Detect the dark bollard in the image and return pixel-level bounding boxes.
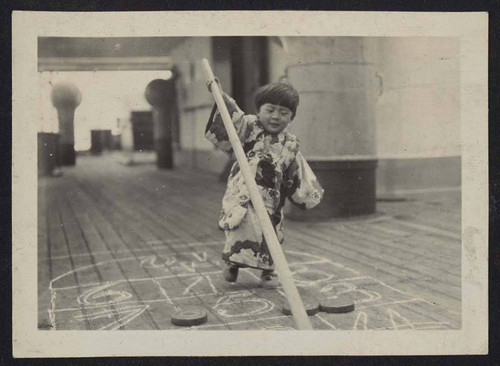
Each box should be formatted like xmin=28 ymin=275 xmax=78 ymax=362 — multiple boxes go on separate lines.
xmin=145 ymin=78 xmax=176 ymax=169
xmin=37 ymin=132 xmax=59 ymax=176
xmin=287 ymin=159 xmax=378 ymax=221
xmin=51 ymin=81 xmax=82 ymax=166
xmin=102 ymin=130 xmax=113 ymax=150
xmin=90 ymin=130 xmax=103 ymax=155
xmin=90 ymin=129 xmax=112 ymax=155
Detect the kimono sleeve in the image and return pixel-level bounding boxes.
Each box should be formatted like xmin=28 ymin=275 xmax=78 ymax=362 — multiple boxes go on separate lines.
xmin=205 ymin=92 xmax=254 ymax=153
xmin=285 ymin=152 xmax=324 ymax=209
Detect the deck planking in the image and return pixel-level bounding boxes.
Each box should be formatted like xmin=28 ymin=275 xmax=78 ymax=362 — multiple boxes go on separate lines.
xmin=38 ymin=153 xmax=462 ymax=330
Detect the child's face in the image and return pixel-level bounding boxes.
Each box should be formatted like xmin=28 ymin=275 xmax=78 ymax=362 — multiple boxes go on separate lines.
xmin=257 ymin=103 xmax=293 ymax=134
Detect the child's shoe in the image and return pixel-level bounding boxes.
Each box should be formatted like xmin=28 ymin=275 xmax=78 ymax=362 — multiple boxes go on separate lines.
xmin=261 ymin=270 xmax=279 ymax=289
xmin=223 ymin=264 xmax=239 ymax=282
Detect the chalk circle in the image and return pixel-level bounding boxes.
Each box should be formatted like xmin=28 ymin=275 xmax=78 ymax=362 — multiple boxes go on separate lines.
xmin=282 ymin=301 xmax=320 ymax=316
xmin=319 ymin=294 xmax=355 ymax=314
xmin=171 ymin=306 xmax=208 ymax=326
xmin=291 ymin=266 xmax=334 ymax=285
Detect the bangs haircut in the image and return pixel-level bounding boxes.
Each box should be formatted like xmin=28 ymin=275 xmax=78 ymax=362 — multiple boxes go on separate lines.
xmin=254 ymin=83 xmax=299 ymax=118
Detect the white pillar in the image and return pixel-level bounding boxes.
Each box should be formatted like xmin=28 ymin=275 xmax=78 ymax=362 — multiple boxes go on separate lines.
xmin=276 ymin=37 xmax=380 ymax=219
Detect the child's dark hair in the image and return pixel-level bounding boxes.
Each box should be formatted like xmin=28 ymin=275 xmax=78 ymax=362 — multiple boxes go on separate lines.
xmin=254 ymin=82 xmax=299 ymax=118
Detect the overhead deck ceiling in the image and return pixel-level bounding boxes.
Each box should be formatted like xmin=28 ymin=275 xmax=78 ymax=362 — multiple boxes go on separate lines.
xmin=38 ymin=37 xmax=186 ymax=71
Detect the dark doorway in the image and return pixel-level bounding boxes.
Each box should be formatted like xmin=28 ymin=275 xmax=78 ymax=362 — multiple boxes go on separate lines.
xmin=131 ymin=111 xmax=154 ymax=151
xmin=212 ymin=37 xmax=269 ymax=114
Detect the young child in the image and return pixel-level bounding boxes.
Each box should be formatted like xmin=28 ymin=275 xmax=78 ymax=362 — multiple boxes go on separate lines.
xmin=205 ymin=81 xmax=324 ymax=288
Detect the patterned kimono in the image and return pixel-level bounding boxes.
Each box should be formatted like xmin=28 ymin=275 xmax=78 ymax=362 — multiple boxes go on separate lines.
xmin=206 ymin=94 xmax=324 ymax=270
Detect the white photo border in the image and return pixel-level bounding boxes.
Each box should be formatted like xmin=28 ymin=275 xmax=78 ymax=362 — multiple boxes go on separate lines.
xmin=12 ymin=11 xmax=488 ymax=357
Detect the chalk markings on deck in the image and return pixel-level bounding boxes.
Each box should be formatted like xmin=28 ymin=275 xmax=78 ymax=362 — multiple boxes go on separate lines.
xmin=47 ymin=245 xmax=460 ymax=330
xmin=353 ymin=312 xmax=368 ymax=330
xmin=49 ymin=240 xmax=224 ymax=261
xmin=315 ymin=314 xmax=337 ymax=330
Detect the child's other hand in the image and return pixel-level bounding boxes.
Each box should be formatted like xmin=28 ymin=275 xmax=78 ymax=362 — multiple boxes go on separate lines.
xmin=206 ymin=77 xmax=221 ymax=93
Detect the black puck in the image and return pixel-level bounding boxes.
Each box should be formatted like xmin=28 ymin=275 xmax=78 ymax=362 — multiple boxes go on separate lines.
xmin=319 ymin=295 xmax=355 ymax=314
xmin=282 ymin=301 xmax=320 ymax=316
xmin=171 ymin=306 xmax=208 ymax=326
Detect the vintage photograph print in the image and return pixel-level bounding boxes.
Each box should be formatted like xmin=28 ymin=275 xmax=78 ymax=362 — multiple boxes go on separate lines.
xmin=12 ymin=12 xmax=488 ymax=357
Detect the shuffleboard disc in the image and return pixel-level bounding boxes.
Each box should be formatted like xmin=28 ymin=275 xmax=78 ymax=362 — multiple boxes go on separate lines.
xmin=171 ymin=306 xmax=208 ymax=326
xmin=319 ymin=295 xmax=355 ymax=314
xmin=282 ymin=301 xmax=320 ymax=316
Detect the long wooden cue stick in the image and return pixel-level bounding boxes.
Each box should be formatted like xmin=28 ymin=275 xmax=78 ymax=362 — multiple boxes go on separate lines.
xmin=202 ymin=58 xmax=313 ymax=330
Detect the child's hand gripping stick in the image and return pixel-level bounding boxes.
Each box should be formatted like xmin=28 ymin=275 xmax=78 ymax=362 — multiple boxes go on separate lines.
xmin=206 ymin=77 xmax=221 ymax=93
xmin=201 ymin=58 xmax=313 ymax=330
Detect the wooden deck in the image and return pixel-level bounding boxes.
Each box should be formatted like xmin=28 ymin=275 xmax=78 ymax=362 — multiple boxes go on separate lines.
xmin=38 ymin=153 xmax=461 ymax=331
